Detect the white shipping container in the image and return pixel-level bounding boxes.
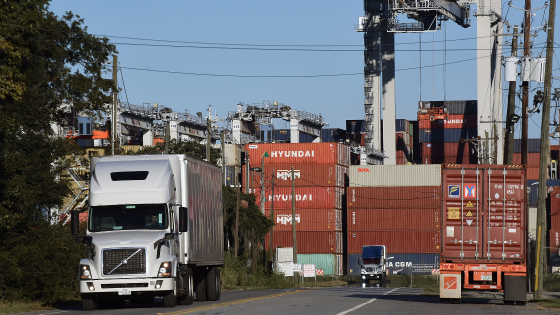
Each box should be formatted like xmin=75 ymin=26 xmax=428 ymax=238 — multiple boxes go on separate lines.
xmin=348 ymin=164 xmax=441 ymax=187
xmin=223 ymin=143 xmax=242 ymax=166
xmin=528 ymin=207 xmax=537 ymax=240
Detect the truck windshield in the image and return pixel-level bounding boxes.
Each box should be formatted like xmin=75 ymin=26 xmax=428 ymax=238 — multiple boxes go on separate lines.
xmin=88 ymin=204 xmax=168 ymax=231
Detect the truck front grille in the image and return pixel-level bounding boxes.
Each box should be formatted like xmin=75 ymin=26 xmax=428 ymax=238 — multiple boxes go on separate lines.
xmin=102 ymin=248 xmax=146 ymax=275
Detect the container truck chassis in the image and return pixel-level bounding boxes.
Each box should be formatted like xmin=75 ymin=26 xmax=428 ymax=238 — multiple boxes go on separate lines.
xmin=440 ymin=165 xmax=527 ymax=304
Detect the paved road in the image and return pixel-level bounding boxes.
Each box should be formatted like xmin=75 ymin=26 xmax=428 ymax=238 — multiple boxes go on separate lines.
xmin=22 ymin=287 xmax=559 ymax=315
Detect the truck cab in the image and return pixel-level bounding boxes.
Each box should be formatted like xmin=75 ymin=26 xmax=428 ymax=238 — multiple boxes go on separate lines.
xmin=358 ymin=245 xmax=392 ymax=288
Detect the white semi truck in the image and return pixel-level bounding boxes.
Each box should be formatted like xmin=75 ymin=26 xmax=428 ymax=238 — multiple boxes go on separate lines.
xmin=71 ymin=154 xmax=223 ymax=310
xmin=358 ymin=245 xmax=392 ymax=288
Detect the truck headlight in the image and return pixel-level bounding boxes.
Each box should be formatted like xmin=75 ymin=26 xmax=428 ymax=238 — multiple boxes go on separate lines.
xmin=158 ymin=261 xmax=172 ymax=277
xmin=80 ymin=264 xmax=92 ymax=280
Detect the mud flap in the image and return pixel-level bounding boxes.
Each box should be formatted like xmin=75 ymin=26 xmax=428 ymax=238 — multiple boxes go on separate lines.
xmin=440 ymin=273 xmax=461 ymax=299
xmin=504 ymin=275 xmax=527 ymax=303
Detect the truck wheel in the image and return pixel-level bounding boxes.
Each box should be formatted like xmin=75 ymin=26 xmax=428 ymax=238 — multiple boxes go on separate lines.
xmin=163 ymin=290 xmax=176 ymax=307
xmin=207 ymin=267 xmax=221 ymax=301
xmin=196 ymin=269 xmax=208 ymax=301
xmin=82 ymin=295 xmax=96 ymax=310
xmin=178 ymin=267 xmax=194 ymax=305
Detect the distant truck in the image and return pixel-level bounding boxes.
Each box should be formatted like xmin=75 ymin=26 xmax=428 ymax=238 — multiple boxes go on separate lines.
xmin=440 ymin=165 xmax=527 ymax=304
xmin=358 ymin=245 xmax=392 ymax=287
xmin=71 ymin=154 xmax=224 ymax=310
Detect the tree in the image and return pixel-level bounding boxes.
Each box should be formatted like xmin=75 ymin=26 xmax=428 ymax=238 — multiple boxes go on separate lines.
xmin=124 ymin=138 xmax=222 ymax=165
xmin=0 ymin=1 xmax=116 ymax=303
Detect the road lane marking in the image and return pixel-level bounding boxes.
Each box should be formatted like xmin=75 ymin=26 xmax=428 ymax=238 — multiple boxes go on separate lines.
xmin=336 ymin=288 xmax=399 ymax=315
xmin=159 ymin=289 xmax=310 ymax=315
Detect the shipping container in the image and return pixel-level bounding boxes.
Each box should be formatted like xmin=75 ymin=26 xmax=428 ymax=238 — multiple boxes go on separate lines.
xmin=513 ymin=152 xmax=542 ymax=168
xmin=348 ymin=164 xmax=441 ymax=187
xmin=245 ymin=142 xmax=350 ymax=167
xmin=396 ymin=132 xmax=410 ymax=149
xmin=266 ymin=208 xmax=342 ymax=232
xmin=223 ymin=144 xmax=242 ymax=166
xmin=421 ymin=155 xmax=477 ymax=165
xmin=299 ymin=133 xmax=315 ymax=143
xmin=396 ymin=119 xmax=409 ymax=132
xmin=346 ymin=120 xmax=366 ymax=134
xmin=321 ymin=128 xmax=346 ymax=143
xmin=348 ymin=253 xmax=439 ymax=275
xmin=347 ymin=186 xmax=441 ymax=209
xmin=255 ymin=186 xmax=343 ymax=209
xmin=348 ymin=208 xmax=440 ymax=231
xmin=526 ymin=179 xmax=559 ymax=206
xmin=441 ymin=165 xmax=526 ymax=264
xmin=244 ymin=164 xmax=346 ymax=188
xmin=419 ymin=129 xmax=478 ymax=143
xmin=421 ymin=142 xmax=472 ymax=157
xmin=266 ymin=231 xmax=343 ymax=254
xmin=418 ymin=115 xmax=477 ymax=130
xmin=225 ymin=166 xmax=237 ymax=186
xmin=528 ymin=207 xmax=537 ymax=240
xmin=419 ymin=100 xmax=477 ymax=115
xmin=296 ymin=254 xmax=343 ymax=276
xmin=396 ymin=157 xmax=408 ymax=165
xmin=348 ymin=231 xmax=440 ymax=254
xmin=526 ymin=167 xmax=540 ymax=180
xmin=513 ymin=138 xmax=546 ymax=153
xmin=347 ymin=133 xmax=366 ymax=146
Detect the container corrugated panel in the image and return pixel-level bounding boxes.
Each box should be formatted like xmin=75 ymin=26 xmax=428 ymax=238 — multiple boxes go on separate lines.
xmin=528 ymin=207 xmax=537 ymax=240
xmin=527 ymin=167 xmax=539 ymax=180
xmin=419 ymin=100 xmax=477 ymax=115
xmin=419 ymin=128 xmax=478 ymax=143
xmin=441 ymin=164 xmax=526 ymax=264
xmin=245 ymin=143 xmax=350 ymax=166
xmin=418 ymin=115 xmax=477 ymax=129
xmin=321 ymin=128 xmax=346 ymax=143
xmin=513 ymin=153 xmax=542 ymax=168
xmin=348 ymin=231 xmax=440 ymax=254
xmin=348 ymin=165 xmax=441 ymax=187
xmin=513 ymin=138 xmax=545 ymax=153
xmin=255 ymin=186 xmax=343 ymax=209
xmin=347 ymin=253 xmax=440 ymax=275
xmin=266 ymin=231 xmax=343 ymax=254
xmin=347 ymin=134 xmax=365 ymax=146
xmin=421 ymin=142 xmax=471 ymax=157
xmin=527 ymin=180 xmax=539 ymax=206
xmin=296 ymin=254 xmax=342 ymax=276
xmin=421 ymin=155 xmax=477 ymax=165
xmin=274 ymin=129 xmax=290 ymax=142
xmin=396 ymin=119 xmax=408 ymax=132
xmin=346 ymin=120 xmax=366 ymax=134
xmin=396 ymin=157 xmax=408 ymax=165
xmin=348 ymin=208 xmax=440 ymax=231
xmin=245 ymin=164 xmax=345 ymax=188
xmin=299 ymin=133 xmax=315 ymax=143
xmin=265 ymin=209 xmax=342 ymax=231
xmin=347 ymin=186 xmax=441 ymax=209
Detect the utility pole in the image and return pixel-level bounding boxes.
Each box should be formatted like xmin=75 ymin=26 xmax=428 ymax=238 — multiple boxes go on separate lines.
xmin=291 ymin=166 xmax=297 ymax=265
xmin=164 ymin=122 xmax=170 ymax=154
xmin=111 ymin=55 xmax=118 ymax=155
xmin=221 ymin=131 xmax=226 ymax=185
xmin=206 ymin=118 xmax=211 ymax=162
xmin=270 ymin=169 xmax=275 ymax=263
xmin=521 ymin=0 xmax=532 ymax=166
xmin=535 ymin=0 xmax=555 ymax=299
xmin=235 ymin=162 xmax=240 ymax=258
xmin=260 ymin=157 xmax=265 ymax=214
xmin=504 ymin=26 xmax=519 ymax=165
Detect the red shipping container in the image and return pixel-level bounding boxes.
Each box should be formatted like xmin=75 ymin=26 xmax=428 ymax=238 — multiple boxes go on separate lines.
xmin=255 ymin=186 xmax=343 ymax=209
xmin=348 ymin=208 xmax=440 ymax=231
xmin=243 ymin=164 xmax=346 ymax=188
xmin=265 ymin=231 xmax=343 ymax=254
xmin=418 ymin=115 xmax=477 ymax=129
xmin=396 ymin=157 xmax=408 ymax=165
xmin=348 ymin=231 xmax=440 ymax=254
xmin=421 ymin=155 xmax=476 ymax=165
xmin=512 ymin=153 xmax=541 ymax=168
xmin=245 ymin=143 xmax=350 ymax=167
xmin=441 ymin=165 xmax=526 ymax=264
xmin=396 ymin=150 xmax=405 ymax=158
xmin=551 ymin=187 xmax=560 ymax=231
xmin=421 ymin=142 xmax=471 ymax=157
xmin=265 ymin=208 xmax=342 ymax=232
xmin=526 ymin=167 xmax=539 ymax=180
xmin=347 ymin=186 xmax=441 ymax=209
xmin=347 ymin=134 xmax=366 ymax=146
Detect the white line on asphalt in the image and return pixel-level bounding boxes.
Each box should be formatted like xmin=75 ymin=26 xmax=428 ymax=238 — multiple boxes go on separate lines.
xmin=35 ymin=311 xmax=67 ymax=315
xmin=336 ymin=288 xmax=399 ymax=315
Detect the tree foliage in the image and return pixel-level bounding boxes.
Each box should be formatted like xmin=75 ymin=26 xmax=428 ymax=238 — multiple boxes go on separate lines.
xmin=123 ymin=138 xmax=222 ymax=165
xmin=0 ymin=1 xmax=116 ymax=303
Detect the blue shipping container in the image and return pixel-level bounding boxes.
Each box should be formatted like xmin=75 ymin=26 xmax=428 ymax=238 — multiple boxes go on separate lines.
xmin=396 ymin=119 xmax=408 ymax=132
xmin=419 ymin=128 xmax=478 ymax=143
xmin=514 ymin=139 xmax=542 ymax=153
xmin=299 ymin=133 xmax=315 ymax=143
xmin=274 ymin=129 xmax=290 ymax=142
xmin=348 ymin=253 xmax=439 ymax=275
xmin=346 ymin=120 xmax=366 ymax=134
xmin=321 ymin=128 xmax=346 ymax=143
xmin=528 ymin=179 xmax=560 ymax=206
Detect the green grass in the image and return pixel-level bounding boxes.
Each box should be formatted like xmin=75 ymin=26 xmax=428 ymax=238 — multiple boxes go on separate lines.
xmin=531 ymin=299 xmax=560 ymax=309
xmin=0 ymin=300 xmax=51 ymax=315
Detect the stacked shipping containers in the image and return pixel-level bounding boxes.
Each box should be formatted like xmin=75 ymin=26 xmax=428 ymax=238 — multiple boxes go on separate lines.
xmin=512 ymin=139 xmax=549 ymax=180
xmin=346 ymin=165 xmax=442 ymax=275
xmin=418 ymin=100 xmax=478 ymax=164
xmin=396 ymin=119 xmax=413 ymax=165
xmin=244 ymin=143 xmax=350 ymax=275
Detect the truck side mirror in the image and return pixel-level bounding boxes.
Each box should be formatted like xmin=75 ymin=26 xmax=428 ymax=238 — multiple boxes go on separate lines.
xmin=179 ymin=207 xmax=188 ymax=232
xmin=71 ymin=210 xmax=80 ymax=236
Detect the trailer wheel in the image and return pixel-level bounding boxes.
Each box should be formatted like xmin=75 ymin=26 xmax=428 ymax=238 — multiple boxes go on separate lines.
xmin=178 ymin=267 xmax=194 ymax=305
xmin=196 ymin=269 xmax=208 ymax=301
xmin=82 ymin=295 xmax=96 ymax=310
xmin=207 ymin=267 xmax=221 ymax=301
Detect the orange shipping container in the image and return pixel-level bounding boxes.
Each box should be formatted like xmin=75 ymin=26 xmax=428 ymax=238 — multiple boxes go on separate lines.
xmin=512 ymin=153 xmax=541 ymax=168
xmin=348 ymin=208 xmax=440 ymax=231
xmin=526 ymin=167 xmax=540 ymax=180
xmin=245 ymin=143 xmax=350 ymax=167
xmin=265 ymin=231 xmax=343 ymax=254
xmin=265 ymin=209 xmax=342 ymax=232
xmin=255 ymin=186 xmax=343 ymax=209
xmin=244 ymin=164 xmax=347 ymax=188
xmin=348 ymin=231 xmax=440 ymax=254
xmin=418 ymin=115 xmax=478 ymax=129
xmin=347 ymin=186 xmax=441 ymax=209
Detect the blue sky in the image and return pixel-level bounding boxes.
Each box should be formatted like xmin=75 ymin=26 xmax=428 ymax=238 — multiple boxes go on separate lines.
xmin=49 ymin=0 xmax=556 ymax=139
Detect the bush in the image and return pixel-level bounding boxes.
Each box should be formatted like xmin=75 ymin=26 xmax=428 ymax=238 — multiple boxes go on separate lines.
xmin=220 ymin=251 xmax=292 ymax=290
